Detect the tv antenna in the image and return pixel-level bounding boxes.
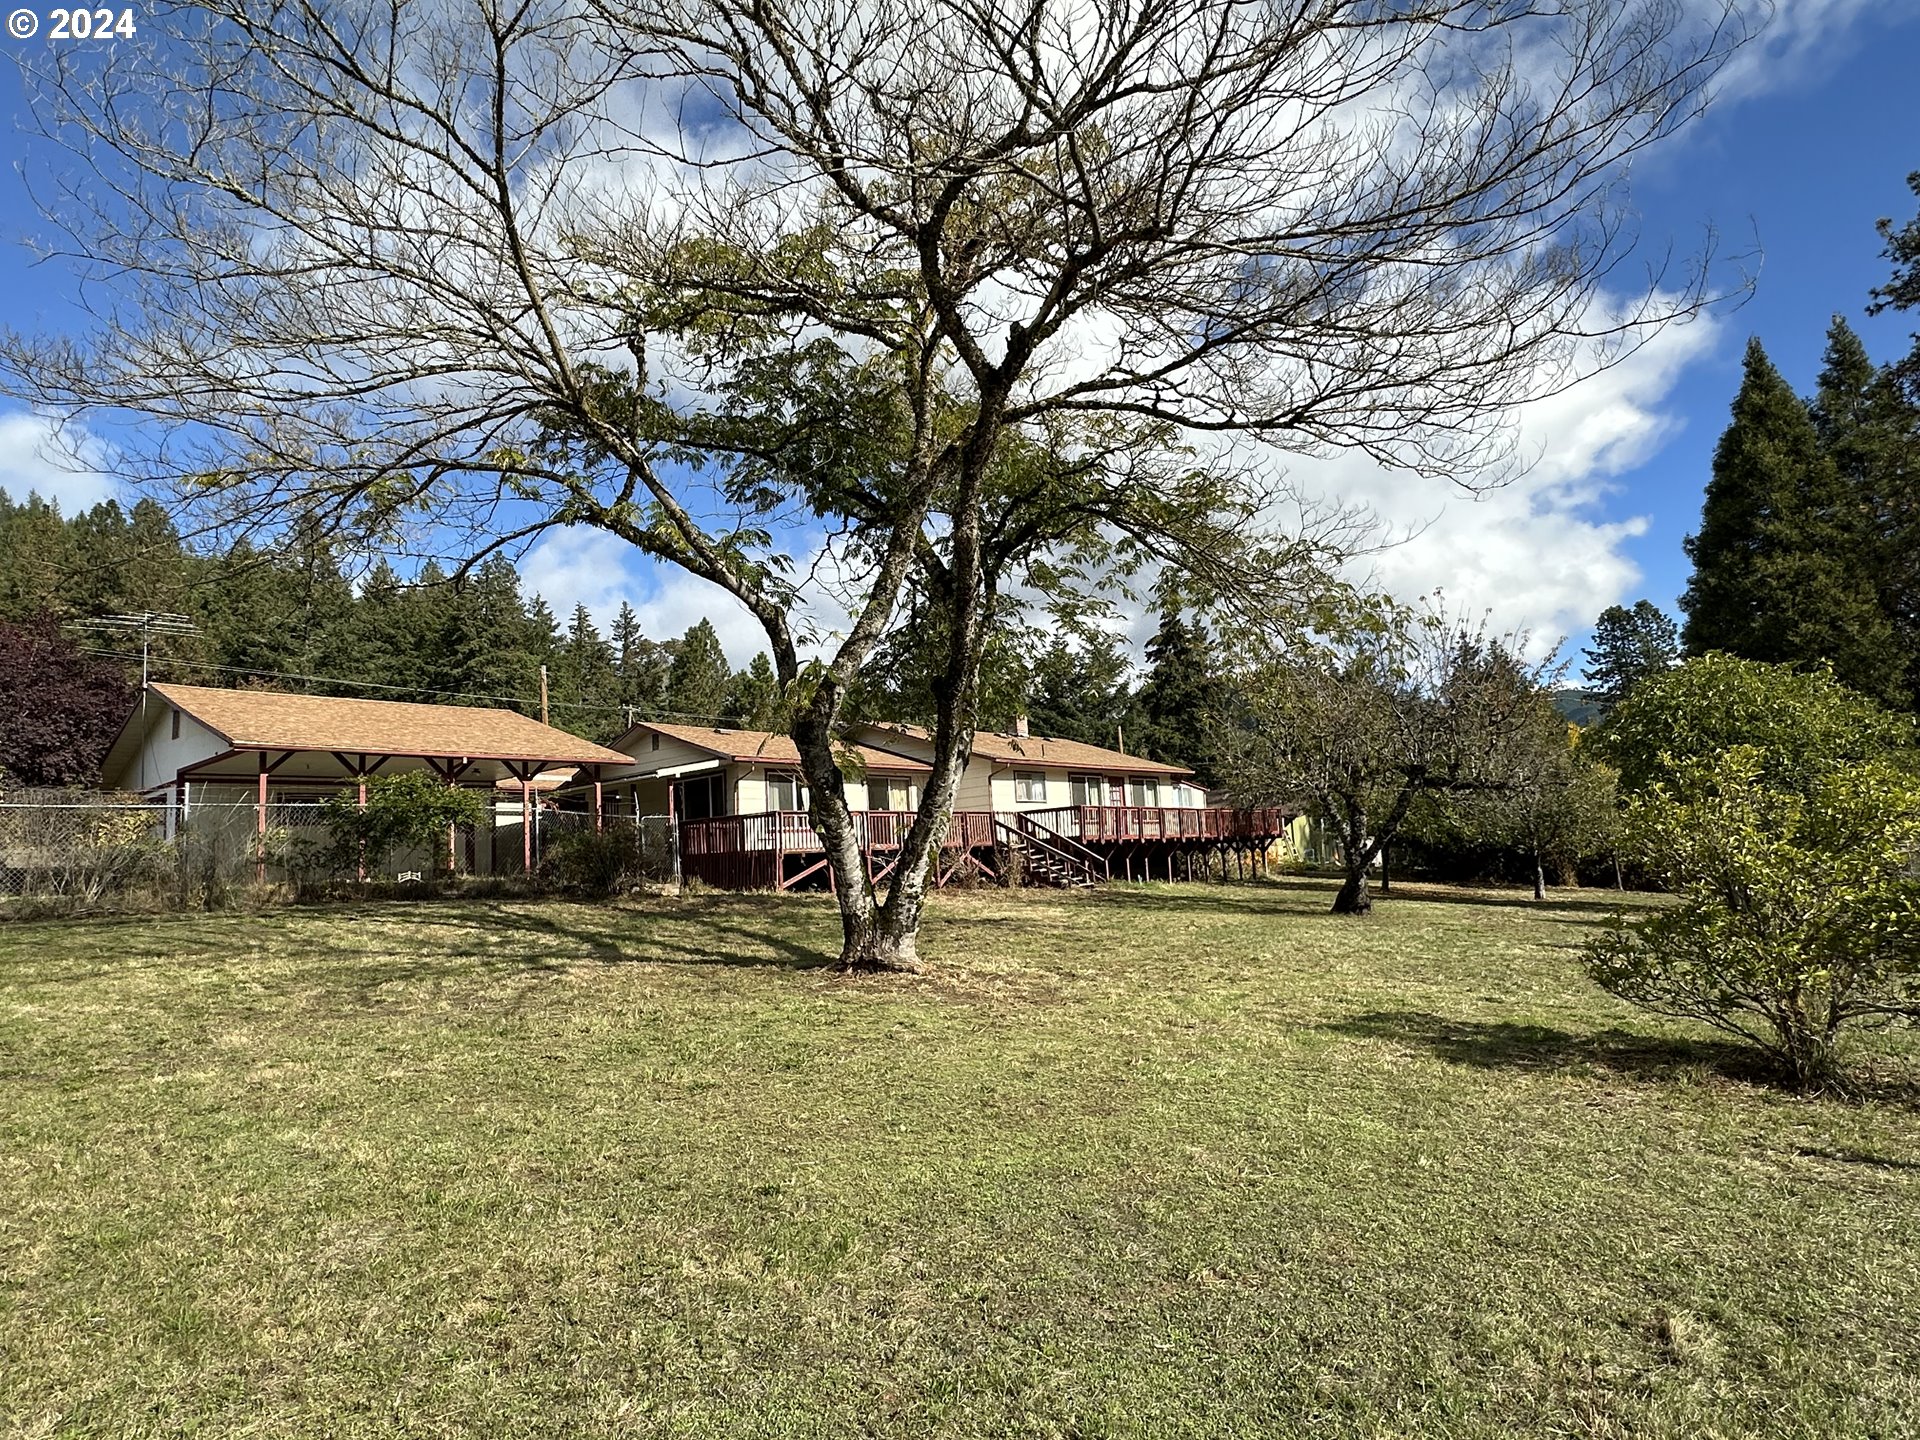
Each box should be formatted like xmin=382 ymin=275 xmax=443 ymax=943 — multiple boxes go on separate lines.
xmin=67 ymin=611 xmax=198 ymax=688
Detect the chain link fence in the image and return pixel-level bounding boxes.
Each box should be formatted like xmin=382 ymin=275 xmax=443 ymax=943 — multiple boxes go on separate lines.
xmin=0 ymin=789 xmax=678 ymax=916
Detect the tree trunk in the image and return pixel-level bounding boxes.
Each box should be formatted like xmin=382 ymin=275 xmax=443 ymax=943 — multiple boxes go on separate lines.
xmin=1332 ymin=866 xmax=1372 ymax=914
xmin=792 ymin=707 xmax=878 ymax=964
xmin=1532 ymin=856 xmax=1546 ymax=901
xmin=1330 ymin=802 xmax=1375 ymax=915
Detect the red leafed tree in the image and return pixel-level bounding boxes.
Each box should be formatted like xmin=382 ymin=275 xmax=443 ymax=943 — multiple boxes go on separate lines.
xmin=0 ymin=614 xmax=133 ymax=788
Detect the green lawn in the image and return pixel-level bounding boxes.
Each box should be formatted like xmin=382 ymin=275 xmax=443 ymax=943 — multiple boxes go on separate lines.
xmin=3 ymin=877 xmax=1918 ymax=1438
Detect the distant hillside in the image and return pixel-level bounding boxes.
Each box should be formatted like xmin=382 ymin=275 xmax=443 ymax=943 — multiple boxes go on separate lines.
xmin=1551 ymin=688 xmax=1604 ymax=728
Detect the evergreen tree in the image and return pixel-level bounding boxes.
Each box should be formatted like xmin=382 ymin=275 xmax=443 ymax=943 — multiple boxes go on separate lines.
xmin=1581 ymin=600 xmax=1679 ymax=711
xmin=721 ymin=651 xmax=783 ymax=730
xmin=0 ymin=493 xmax=75 ymax=620
xmin=1680 ymin=338 xmax=1904 ymax=705
xmin=1870 ymin=169 xmax=1920 ymax=396
xmin=443 ymin=556 xmax=541 ymax=711
xmin=607 ymin=600 xmax=675 ymax=722
xmin=664 ymin=619 xmax=732 ymax=721
xmin=552 ymin=604 xmax=619 ymax=738
xmin=1026 ymin=632 xmax=1133 ymax=749
xmin=1130 ymin=607 xmax=1222 ymax=780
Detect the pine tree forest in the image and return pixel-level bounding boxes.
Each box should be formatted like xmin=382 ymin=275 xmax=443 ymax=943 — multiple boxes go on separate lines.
xmin=0 ymin=489 xmax=1222 ymax=775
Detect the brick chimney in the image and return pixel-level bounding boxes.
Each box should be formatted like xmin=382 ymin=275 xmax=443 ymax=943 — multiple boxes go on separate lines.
xmin=1011 ymin=714 xmax=1029 ymax=739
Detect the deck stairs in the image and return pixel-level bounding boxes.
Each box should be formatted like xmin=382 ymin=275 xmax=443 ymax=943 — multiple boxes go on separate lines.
xmin=995 ymin=814 xmax=1109 ymax=888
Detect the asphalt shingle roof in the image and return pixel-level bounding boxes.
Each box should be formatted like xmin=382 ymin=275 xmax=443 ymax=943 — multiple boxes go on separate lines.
xmin=151 ymin=683 xmax=630 ymax=765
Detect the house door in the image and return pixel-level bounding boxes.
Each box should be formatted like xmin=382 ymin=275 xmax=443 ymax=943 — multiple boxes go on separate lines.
xmin=1107 ymin=778 xmax=1126 ymax=806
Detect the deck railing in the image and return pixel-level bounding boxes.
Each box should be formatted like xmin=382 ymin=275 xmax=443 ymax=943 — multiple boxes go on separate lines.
xmin=1021 ymin=805 xmax=1292 ymax=844
xmin=679 ymin=809 xmax=997 ymax=858
xmin=679 ymin=804 xmax=1289 ymax=858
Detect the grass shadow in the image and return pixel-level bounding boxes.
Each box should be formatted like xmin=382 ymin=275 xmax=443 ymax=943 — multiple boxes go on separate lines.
xmin=1321 ymin=1008 xmax=1778 ymax=1087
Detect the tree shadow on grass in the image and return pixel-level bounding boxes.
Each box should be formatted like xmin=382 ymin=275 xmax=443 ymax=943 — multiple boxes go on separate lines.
xmin=327 ymin=898 xmax=837 ymax=984
xmin=1083 ymin=876 xmax=1646 ymax=924
xmin=1321 ymin=1008 xmax=1780 ymax=1087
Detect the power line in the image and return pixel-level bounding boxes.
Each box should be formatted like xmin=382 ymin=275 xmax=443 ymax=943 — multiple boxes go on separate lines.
xmin=66 ymin=612 xmax=199 ymax=688
xmin=72 ymin=645 xmax=746 ymax=727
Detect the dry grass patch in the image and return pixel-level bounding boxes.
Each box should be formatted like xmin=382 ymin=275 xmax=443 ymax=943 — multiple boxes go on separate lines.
xmin=3 ymin=876 xmax=1918 ymax=1438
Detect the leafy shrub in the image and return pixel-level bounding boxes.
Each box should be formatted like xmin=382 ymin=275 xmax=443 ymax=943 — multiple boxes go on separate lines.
xmin=320 ymin=772 xmax=488 ymax=879
xmin=1591 ymin=653 xmax=1914 ymax=797
xmin=541 ymin=826 xmax=645 ymax=897
xmin=1585 ymin=749 xmax=1920 ymax=1092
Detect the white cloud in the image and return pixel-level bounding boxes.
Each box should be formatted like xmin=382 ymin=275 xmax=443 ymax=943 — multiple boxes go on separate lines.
xmin=518 ymin=525 xmax=773 ymax=665
xmin=0 ymin=409 xmax=119 ymax=512
xmin=1711 ymin=0 xmax=1912 ymax=105
xmin=1266 ymin=311 xmax=1722 ymax=661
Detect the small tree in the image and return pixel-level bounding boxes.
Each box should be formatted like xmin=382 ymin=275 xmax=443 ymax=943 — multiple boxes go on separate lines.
xmin=1214 ymin=606 xmax=1556 ymax=915
xmin=1581 ymin=600 xmax=1679 ymax=713
xmin=1438 ymin=710 xmax=1621 ymax=899
xmin=321 ymin=773 xmax=489 ymax=881
xmin=1586 ymin=750 xmax=1920 ymax=1093
xmin=0 ymin=613 xmax=133 ymax=788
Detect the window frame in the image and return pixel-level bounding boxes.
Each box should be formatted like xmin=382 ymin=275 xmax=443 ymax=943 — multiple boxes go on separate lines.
xmin=766 ymin=770 xmax=807 ymax=811
xmin=1013 ymin=770 xmax=1049 ymax=803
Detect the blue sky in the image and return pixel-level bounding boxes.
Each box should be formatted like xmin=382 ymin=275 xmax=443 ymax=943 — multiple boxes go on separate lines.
xmin=0 ymin=3 xmax=1917 ymax=672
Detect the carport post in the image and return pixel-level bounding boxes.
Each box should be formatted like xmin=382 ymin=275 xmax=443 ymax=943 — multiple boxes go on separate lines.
xmin=592 ymin=767 xmax=604 ymax=835
xmin=357 ymin=757 xmax=369 ymax=882
xmin=256 ymin=753 xmax=269 ymax=883
xmin=521 ymin=773 xmax=533 ymax=874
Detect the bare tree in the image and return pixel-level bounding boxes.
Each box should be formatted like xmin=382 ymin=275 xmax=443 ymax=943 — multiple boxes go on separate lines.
xmin=1213 ymin=607 xmax=1561 ymax=913
xmin=5 ymin=0 xmax=1751 ymax=965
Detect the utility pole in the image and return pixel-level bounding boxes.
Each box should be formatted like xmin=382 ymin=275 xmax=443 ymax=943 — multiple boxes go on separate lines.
xmin=539 ymin=664 xmax=549 ymax=725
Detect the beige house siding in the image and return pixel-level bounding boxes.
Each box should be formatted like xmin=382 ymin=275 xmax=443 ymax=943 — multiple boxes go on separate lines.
xmin=603 ymin=730 xmax=726 ymax=782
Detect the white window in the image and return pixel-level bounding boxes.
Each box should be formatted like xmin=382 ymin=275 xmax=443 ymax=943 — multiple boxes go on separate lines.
xmin=767 ymin=771 xmax=807 ymax=810
xmin=1070 ymin=774 xmax=1104 ymax=805
xmin=867 ymin=777 xmax=916 ymax=811
xmin=1127 ymin=778 xmax=1159 ymax=807
xmin=1014 ymin=771 xmax=1048 ymax=803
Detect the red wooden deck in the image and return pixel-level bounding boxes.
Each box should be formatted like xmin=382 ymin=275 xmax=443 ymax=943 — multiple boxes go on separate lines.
xmin=676 ymin=806 xmax=1289 ymax=891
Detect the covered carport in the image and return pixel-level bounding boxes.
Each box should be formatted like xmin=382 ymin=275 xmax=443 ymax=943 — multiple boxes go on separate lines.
xmin=97 ymin=683 xmax=631 ymax=874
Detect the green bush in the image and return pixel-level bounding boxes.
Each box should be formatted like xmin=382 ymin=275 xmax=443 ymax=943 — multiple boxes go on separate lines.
xmin=541 ymin=826 xmax=645 ymax=898
xmin=1590 ymin=653 xmax=1914 ymax=797
xmin=1585 ymin=749 xmax=1920 ymax=1092
xmin=320 ymin=772 xmax=488 ymax=879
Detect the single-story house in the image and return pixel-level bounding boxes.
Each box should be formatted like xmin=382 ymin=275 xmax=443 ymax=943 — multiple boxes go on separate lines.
xmin=595 ymin=721 xmax=933 ymax=822
xmin=586 ymin=716 xmax=1289 ymax=890
xmin=98 ymin=683 xmax=631 ymax=872
xmin=848 ymin=718 xmax=1210 ymax=816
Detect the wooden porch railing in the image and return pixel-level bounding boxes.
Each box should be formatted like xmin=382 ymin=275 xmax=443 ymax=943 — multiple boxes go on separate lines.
xmin=678 ymin=809 xmax=997 ymax=859
xmin=1020 ymin=805 xmax=1292 ymax=844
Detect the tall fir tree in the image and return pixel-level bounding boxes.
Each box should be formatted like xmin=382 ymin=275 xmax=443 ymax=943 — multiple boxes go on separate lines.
xmin=1130 ymin=607 xmax=1223 ymax=780
xmin=1026 ymin=632 xmax=1133 ymax=749
xmin=1863 ymin=184 xmax=1920 ymax=706
xmin=552 ymin=604 xmax=620 ymax=738
xmin=664 ymin=619 xmax=733 ymax=721
xmin=443 ymin=556 xmax=541 ymax=710
xmin=725 ymin=652 xmax=785 ymax=730
xmin=1581 ymin=600 xmax=1679 ymax=711
xmin=609 ymin=601 xmax=674 ymax=721
xmin=1680 ymin=337 xmax=1904 ymax=705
